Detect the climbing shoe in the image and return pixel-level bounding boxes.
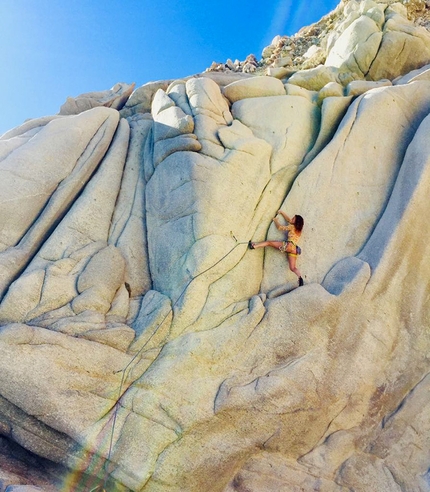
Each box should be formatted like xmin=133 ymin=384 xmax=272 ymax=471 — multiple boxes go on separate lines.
xmin=298 ymin=277 xmax=304 ymax=286
xmin=248 ymin=241 xmax=255 ymax=250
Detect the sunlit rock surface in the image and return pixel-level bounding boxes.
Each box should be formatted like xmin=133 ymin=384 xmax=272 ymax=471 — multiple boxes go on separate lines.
xmin=1 ymin=1 xmax=430 ymax=491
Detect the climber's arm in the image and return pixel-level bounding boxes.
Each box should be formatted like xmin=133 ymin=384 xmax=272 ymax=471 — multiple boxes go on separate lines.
xmin=272 ymin=216 xmax=288 ymax=231
xmin=277 ymin=210 xmax=292 ymax=223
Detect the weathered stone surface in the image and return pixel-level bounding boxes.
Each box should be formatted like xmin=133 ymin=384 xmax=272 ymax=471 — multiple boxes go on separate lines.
xmin=185 ymin=76 xmax=233 ymax=159
xmin=232 ymin=95 xmax=319 ymax=174
xmin=223 ymin=76 xmax=286 ymax=103
xmin=393 ymin=62 xmax=430 ymax=84
xmin=0 ymin=115 xmax=129 ymax=327
xmin=0 ymin=108 xmax=117 ymax=252
xmin=0 ymin=2 xmax=430 ymax=491
xmin=264 ymin=80 xmax=430 ymax=291
xmin=0 ymin=323 xmax=133 ymax=454
xmin=224 ymin=452 xmax=348 ymax=491
xmin=0 ymin=107 xmax=120 ymax=301
xmin=345 ymin=78 xmax=392 ymax=95
xmin=301 ymin=95 xmax=353 ymax=168
xmin=265 ymin=66 xmax=291 ymax=79
xmin=109 ymin=115 xmax=153 ymax=298
xmin=120 ymin=80 xmax=171 ymax=118
xmin=284 ymin=83 xmax=318 ymax=101
xmin=82 ymin=323 xmax=135 ymax=351
xmin=59 ymin=82 xmax=135 ymax=115
xmin=287 ymin=65 xmax=341 ymax=91
xmin=368 ymin=11 xmax=430 ymax=79
xmin=325 ymin=1 xmax=430 ymax=81
xmin=325 ymin=14 xmax=383 ymax=76
xmin=193 ymin=71 xmax=254 ymax=87
xmin=318 ymin=80 xmax=345 ymax=102
xmin=73 ymin=244 xmax=126 ymax=314
xmin=0 ymin=115 xmax=62 ymax=140
xmin=130 ymin=290 xmax=172 ymax=353
xmin=166 ymin=80 xmax=192 ymax=115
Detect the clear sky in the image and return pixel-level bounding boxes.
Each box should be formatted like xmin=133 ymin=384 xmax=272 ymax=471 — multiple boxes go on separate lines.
xmin=0 ymin=0 xmax=339 ymax=135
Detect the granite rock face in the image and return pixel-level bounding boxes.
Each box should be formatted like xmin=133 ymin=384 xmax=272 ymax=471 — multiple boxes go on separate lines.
xmin=1 ymin=1 xmax=430 ymax=491
xmin=59 ymin=82 xmax=136 ymax=115
xmin=208 ymin=0 xmax=430 ymax=79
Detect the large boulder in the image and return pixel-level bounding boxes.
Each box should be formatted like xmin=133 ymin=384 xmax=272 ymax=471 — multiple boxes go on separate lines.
xmin=368 ymin=8 xmax=430 ymax=79
xmin=325 ymin=0 xmax=430 ymax=81
xmin=59 ymin=82 xmax=135 ymax=115
xmin=222 ymin=76 xmax=286 ymax=102
xmin=325 ymin=14 xmax=383 ymax=77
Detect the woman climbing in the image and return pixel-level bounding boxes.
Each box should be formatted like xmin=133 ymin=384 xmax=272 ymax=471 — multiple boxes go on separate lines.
xmin=249 ymin=210 xmax=304 ymax=286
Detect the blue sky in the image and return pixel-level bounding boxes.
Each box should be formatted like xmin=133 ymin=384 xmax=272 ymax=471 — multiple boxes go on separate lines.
xmin=0 ymin=0 xmax=339 ymax=135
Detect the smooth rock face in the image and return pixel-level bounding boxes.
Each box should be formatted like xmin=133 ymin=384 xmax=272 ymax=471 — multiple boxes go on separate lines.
xmin=222 ymin=76 xmax=286 ymax=102
xmin=325 ymin=14 xmax=383 ymax=76
xmin=287 ymin=65 xmax=341 ymax=91
xmin=0 ymin=2 xmax=430 ymax=492
xmin=263 ymin=79 xmax=430 ymax=290
xmin=325 ymin=0 xmax=430 ymax=81
xmin=59 ymin=82 xmax=136 ymax=115
xmin=368 ymin=9 xmax=430 ymax=80
xmin=120 ymin=80 xmax=172 ymax=118
xmin=345 ymin=78 xmax=392 ymax=95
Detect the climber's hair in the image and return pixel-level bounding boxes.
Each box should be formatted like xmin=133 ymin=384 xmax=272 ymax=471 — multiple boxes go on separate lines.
xmin=294 ymin=215 xmax=304 ymax=232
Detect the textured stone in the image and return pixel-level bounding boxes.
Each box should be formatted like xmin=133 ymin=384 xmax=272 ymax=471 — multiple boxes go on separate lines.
xmin=222 ymin=76 xmax=286 ymax=103
xmin=166 ymin=80 xmax=192 ymax=115
xmin=151 ymin=89 xmax=176 ymax=117
xmin=0 ymin=107 xmax=119 ymax=300
xmin=287 ymin=65 xmax=341 ymax=91
xmin=109 ymin=115 xmax=153 ymax=297
xmin=318 ymin=81 xmax=345 ymax=101
xmin=271 ymin=54 xmax=293 ymax=67
xmin=194 ymin=71 xmax=254 ymax=87
xmin=265 ymin=66 xmax=291 ymax=79
xmin=120 ymin=80 xmax=171 ymax=118
xmin=0 ymin=3 xmax=430 ymax=491
xmin=301 ymin=95 xmax=353 ymax=168
xmin=185 ymin=77 xmax=233 ymax=158
xmin=81 ymin=324 xmax=135 ymax=351
xmin=323 ymin=3 xmax=430 ymax=82
xmin=0 ymin=108 xmax=117 ymax=253
xmin=284 ymin=83 xmax=318 ymax=101
xmin=186 ymin=77 xmax=233 ymax=123
xmin=153 ymin=106 xmax=194 ymax=140
xmin=345 ymin=78 xmax=392 ymax=95
xmin=130 ymin=290 xmax=172 ymax=353
xmin=232 ymin=95 xmax=319 ymax=174
xmin=0 ymin=323 xmax=133 ymax=455
xmin=73 ymin=245 xmax=125 ymax=314
xmin=264 ymin=80 xmax=430 ymax=290
xmin=367 ymin=12 xmax=430 ymax=79
xmin=224 ymin=452 xmax=348 ymax=491
xmin=59 ymin=82 xmax=135 ymax=115
xmin=325 ymin=15 xmax=383 ymax=76
xmin=393 ymin=62 xmax=430 ymax=84
xmin=0 ymin=115 xmax=62 ymax=141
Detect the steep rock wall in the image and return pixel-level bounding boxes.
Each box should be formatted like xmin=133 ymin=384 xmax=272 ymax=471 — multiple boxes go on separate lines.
xmin=0 ymin=1 xmax=430 ymax=491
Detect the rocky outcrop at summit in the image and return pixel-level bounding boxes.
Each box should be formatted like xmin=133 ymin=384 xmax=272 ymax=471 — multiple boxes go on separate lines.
xmin=209 ymin=0 xmax=430 ymax=81
xmin=1 ymin=1 xmax=430 ymax=491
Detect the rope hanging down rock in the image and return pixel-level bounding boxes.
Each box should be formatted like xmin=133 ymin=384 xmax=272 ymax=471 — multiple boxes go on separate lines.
xmin=99 ymin=235 xmax=249 ymax=490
